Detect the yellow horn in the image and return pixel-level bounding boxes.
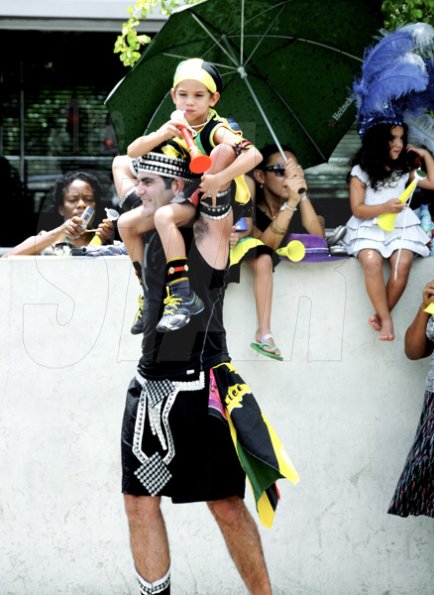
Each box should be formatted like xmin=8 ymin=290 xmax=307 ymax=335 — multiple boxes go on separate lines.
xmin=285 ymin=240 xmax=305 ymax=262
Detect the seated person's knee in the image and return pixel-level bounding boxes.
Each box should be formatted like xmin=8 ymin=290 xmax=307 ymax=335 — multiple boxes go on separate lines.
xmin=255 ymin=253 xmax=273 ymax=274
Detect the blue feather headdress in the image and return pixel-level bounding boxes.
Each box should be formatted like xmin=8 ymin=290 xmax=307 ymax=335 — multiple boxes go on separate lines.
xmin=354 ymin=23 xmax=434 ymax=139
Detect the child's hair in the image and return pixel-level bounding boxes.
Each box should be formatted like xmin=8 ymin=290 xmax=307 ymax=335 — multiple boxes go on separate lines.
xmin=173 ymin=58 xmax=222 ymax=94
xmin=351 ymin=123 xmax=410 ymax=190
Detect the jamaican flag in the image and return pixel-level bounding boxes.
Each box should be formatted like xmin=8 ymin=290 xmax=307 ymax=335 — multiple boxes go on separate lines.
xmin=211 ymin=362 xmax=299 ymax=528
xmin=229 ymin=236 xmax=276 ymax=267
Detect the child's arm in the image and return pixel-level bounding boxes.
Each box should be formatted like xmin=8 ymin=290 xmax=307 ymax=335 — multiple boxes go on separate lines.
xmin=350 ymin=175 xmax=404 ymax=219
xmin=200 ymin=128 xmax=262 ymax=197
xmin=404 ymin=279 xmax=434 ymax=360
xmin=408 ymin=145 xmax=434 ymax=190
xmin=127 ymin=117 xmax=185 ymax=158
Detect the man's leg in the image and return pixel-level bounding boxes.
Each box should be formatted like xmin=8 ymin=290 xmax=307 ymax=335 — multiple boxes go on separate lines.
xmin=124 ymin=494 xmax=171 ymax=595
xmin=207 ymin=496 xmax=272 ymax=595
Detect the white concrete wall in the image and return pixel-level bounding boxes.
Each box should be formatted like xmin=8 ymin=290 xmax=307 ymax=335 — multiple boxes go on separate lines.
xmin=0 ymin=255 xmax=433 ymax=595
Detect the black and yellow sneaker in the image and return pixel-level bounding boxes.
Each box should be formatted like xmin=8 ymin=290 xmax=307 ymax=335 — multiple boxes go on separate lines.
xmin=130 ymin=294 xmax=145 ymax=335
xmin=156 ymin=281 xmax=204 ymax=333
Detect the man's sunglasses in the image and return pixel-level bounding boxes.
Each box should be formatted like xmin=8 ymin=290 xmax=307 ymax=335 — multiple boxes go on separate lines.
xmin=264 ymin=164 xmax=285 ymax=177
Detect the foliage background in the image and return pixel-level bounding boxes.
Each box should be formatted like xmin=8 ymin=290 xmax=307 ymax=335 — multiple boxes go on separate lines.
xmin=115 ymin=0 xmax=434 ymax=68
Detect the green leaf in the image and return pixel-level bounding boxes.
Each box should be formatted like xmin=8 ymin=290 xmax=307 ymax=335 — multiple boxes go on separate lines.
xmin=114 ymin=0 xmax=203 ymax=67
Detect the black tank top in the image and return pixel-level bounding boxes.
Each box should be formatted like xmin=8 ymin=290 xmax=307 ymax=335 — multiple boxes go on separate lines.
xmin=138 ymin=227 xmax=230 ymax=379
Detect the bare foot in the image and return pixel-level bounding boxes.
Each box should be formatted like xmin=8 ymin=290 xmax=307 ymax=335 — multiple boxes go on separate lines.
xmin=378 ymin=319 xmax=395 ymax=341
xmin=368 ymin=314 xmax=381 ymax=332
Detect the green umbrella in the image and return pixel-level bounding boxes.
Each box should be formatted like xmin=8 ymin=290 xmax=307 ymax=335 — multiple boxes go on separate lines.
xmin=106 ymin=0 xmax=382 ymax=166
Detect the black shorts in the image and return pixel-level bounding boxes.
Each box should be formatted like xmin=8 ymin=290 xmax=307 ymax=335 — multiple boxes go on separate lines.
xmin=121 ymin=367 xmax=246 ymax=503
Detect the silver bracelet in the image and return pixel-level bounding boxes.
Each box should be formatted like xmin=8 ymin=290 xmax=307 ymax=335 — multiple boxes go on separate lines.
xmin=280 ymin=203 xmax=297 ymax=212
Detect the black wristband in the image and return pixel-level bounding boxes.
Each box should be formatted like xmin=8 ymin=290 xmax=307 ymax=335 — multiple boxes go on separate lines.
xmin=121 ymin=191 xmax=142 ymax=212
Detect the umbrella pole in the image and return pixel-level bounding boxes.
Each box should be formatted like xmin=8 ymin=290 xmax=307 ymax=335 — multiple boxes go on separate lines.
xmin=237 ymin=67 xmax=287 ymax=162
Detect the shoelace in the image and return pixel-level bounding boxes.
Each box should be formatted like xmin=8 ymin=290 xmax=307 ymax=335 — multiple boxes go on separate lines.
xmin=134 ymin=295 xmax=144 ymax=322
xmin=162 ymin=287 xmax=183 ymax=314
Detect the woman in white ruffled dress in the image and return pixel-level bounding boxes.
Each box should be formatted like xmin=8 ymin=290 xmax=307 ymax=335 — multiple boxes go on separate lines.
xmin=342 ymin=122 xmax=434 ymax=341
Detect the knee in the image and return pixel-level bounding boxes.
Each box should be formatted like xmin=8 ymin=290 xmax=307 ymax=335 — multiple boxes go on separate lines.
xmin=254 ymin=254 xmax=273 ymax=276
xmin=112 ymin=154 xmax=128 ymax=175
xmin=117 ymin=211 xmax=134 ymax=239
xmin=117 ymin=211 xmax=128 ymax=234
xmin=363 ymin=256 xmax=382 ymax=276
xmin=394 ymin=258 xmax=413 ymax=279
xmin=207 ymin=496 xmax=246 ymax=526
xmin=124 ymin=494 xmax=161 ymax=524
xmin=154 ymin=205 xmax=175 ymax=229
xmin=209 ymin=144 xmax=235 ymax=172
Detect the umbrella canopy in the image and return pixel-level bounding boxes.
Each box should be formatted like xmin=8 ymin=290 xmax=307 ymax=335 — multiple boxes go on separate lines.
xmin=106 ymin=0 xmax=382 ymax=167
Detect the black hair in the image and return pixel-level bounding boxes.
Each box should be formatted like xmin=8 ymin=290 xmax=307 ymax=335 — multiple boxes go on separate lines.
xmin=202 ymin=60 xmax=223 ymax=94
xmin=351 ymin=123 xmax=411 ymax=190
xmin=162 ymin=176 xmax=174 ymax=190
xmin=256 ymin=143 xmax=296 ymax=170
xmin=253 ymin=144 xmax=296 ymax=208
xmin=37 ymin=171 xmax=104 ymax=232
xmin=53 ymin=171 xmax=102 ymax=211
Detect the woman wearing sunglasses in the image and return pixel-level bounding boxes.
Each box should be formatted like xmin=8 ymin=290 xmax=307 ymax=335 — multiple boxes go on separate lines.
xmin=252 ymin=144 xmax=325 ymax=245
xmin=229 ymin=143 xmax=324 ymax=360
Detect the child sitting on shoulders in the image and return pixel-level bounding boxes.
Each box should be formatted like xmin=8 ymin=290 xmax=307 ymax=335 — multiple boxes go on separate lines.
xmin=117 ymin=58 xmax=261 ymax=333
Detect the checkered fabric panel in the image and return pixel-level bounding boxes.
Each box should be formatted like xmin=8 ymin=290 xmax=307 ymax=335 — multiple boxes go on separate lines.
xmin=145 ymin=379 xmax=174 ymax=409
xmin=134 ymin=451 xmax=172 ymax=495
xmin=137 ymin=568 xmax=171 ymax=594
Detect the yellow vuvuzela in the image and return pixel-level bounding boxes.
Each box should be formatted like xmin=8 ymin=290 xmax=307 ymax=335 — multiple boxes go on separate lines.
xmin=376 ymin=169 xmax=426 ymax=232
xmin=424 ymin=301 xmax=434 ymax=315
xmin=276 ymin=239 xmax=305 ymax=262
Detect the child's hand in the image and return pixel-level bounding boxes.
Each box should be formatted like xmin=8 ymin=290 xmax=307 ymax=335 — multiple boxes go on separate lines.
xmin=422 ymin=279 xmax=434 ymax=308
xmin=406 ymin=144 xmax=428 ymax=160
xmin=383 ymin=198 xmax=405 ymax=213
xmin=200 ymin=172 xmax=225 ymax=205
xmin=156 ymin=119 xmax=184 ymax=141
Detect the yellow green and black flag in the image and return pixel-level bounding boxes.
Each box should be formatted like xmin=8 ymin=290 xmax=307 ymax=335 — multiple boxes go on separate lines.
xmin=210 ymin=362 xmax=299 ymax=528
